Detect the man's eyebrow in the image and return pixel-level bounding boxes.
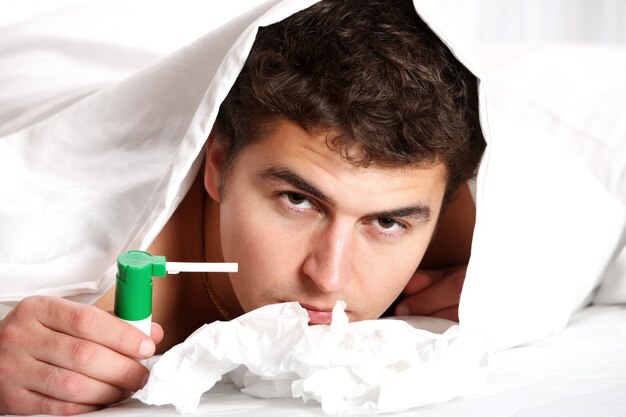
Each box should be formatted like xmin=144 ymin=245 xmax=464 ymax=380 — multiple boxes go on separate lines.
xmin=372 ymin=206 xmax=432 ymax=223
xmin=256 ymin=167 xmax=333 ymax=204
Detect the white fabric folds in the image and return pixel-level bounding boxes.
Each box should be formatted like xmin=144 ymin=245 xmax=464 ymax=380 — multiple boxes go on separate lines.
xmin=0 ymin=0 xmax=313 ymax=310
xmin=134 ymin=302 xmax=489 ymax=415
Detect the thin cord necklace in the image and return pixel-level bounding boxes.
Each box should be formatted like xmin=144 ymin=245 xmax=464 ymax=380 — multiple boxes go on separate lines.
xmin=202 ymin=272 xmax=232 ymax=320
xmin=201 ymin=192 xmax=233 ymax=321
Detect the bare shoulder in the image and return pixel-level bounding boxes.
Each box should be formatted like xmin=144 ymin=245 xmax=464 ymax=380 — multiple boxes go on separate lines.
xmin=148 ymin=173 xmax=213 ymax=350
xmin=420 ymin=183 xmax=476 ymax=269
xmin=97 ymin=172 xmax=213 ymax=351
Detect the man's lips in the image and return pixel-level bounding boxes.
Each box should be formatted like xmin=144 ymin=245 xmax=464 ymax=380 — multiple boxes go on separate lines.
xmin=299 ymin=303 xmax=334 ymax=325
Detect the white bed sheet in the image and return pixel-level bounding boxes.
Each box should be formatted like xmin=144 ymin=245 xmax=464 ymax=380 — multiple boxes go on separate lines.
xmin=40 ymin=305 xmax=624 ymax=417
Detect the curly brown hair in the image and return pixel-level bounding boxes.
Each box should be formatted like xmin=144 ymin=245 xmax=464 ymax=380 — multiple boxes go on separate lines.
xmin=215 ymin=0 xmax=485 ymax=201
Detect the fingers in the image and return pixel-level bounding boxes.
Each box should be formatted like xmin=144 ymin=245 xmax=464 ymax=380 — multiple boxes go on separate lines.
xmin=151 ymin=322 xmax=165 ymax=345
xmin=35 ymin=328 xmax=150 ymax=392
xmin=0 ymin=296 xmax=161 ymax=415
xmin=402 ymin=269 xmax=445 ymax=295
xmin=430 ymin=306 xmax=459 ymax=322
xmin=0 ymin=353 xmax=108 ymax=415
xmin=395 ymin=266 xmax=465 ymax=318
xmin=33 ymin=297 xmax=156 ymax=359
xmin=1 ymin=387 xmax=101 ymax=416
xmin=104 ymin=310 xmax=164 ymax=348
xmin=24 ymin=359 xmax=131 ymax=405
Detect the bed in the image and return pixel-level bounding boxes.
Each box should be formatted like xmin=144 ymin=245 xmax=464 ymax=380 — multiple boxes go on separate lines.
xmin=1 ymin=1 xmax=625 ymax=416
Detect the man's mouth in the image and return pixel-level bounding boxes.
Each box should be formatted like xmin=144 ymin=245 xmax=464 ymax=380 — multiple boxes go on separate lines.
xmin=299 ymin=303 xmax=334 ymax=325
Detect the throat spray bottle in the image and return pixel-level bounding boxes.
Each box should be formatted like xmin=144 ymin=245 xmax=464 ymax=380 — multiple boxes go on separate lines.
xmin=114 ymin=250 xmax=238 ymax=335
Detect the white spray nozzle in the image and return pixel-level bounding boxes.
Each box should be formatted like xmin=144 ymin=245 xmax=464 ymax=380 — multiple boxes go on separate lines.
xmin=166 ymin=262 xmax=238 ymax=274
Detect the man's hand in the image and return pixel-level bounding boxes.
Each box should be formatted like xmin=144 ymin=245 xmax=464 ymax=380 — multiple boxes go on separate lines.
xmin=0 ymin=296 xmax=164 ymax=415
xmin=394 ymin=265 xmax=467 ymax=322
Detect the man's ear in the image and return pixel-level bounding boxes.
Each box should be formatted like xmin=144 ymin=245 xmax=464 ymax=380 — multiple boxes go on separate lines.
xmin=204 ymin=129 xmax=226 ymax=202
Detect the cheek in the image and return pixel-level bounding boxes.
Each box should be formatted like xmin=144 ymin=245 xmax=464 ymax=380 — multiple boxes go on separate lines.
xmin=361 ymin=255 xmax=412 ymax=296
xmin=219 ymin=197 xmax=306 ymax=310
xmin=355 ymin=231 xmax=434 ymax=316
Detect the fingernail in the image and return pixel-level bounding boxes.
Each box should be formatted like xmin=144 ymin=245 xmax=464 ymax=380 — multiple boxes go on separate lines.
xmin=395 ymin=305 xmax=410 ymax=316
xmin=139 ymin=339 xmax=155 ymax=358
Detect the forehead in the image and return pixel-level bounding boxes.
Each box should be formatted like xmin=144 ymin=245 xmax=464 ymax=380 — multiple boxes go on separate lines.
xmin=236 ymin=118 xmax=447 ymax=210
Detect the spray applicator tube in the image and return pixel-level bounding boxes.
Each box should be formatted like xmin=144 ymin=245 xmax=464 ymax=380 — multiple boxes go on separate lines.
xmin=114 ymin=250 xmax=238 ymax=335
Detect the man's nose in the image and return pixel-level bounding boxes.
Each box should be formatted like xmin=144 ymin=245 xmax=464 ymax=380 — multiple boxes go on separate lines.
xmin=302 ymin=220 xmax=353 ymax=293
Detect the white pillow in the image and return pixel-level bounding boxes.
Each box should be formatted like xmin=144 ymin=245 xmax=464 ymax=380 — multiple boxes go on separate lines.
xmin=484 ymin=44 xmax=626 ymax=306
xmin=459 ymin=44 xmax=626 ymax=350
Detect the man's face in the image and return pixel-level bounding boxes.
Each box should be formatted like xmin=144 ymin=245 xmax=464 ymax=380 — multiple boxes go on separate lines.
xmin=207 ymin=119 xmax=447 ymax=324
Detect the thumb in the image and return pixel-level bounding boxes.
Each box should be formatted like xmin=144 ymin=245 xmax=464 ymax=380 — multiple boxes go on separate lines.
xmin=150 ymin=322 xmax=165 ymax=345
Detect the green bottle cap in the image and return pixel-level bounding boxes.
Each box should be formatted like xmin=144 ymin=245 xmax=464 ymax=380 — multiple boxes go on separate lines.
xmin=114 ymin=250 xmax=166 ymax=321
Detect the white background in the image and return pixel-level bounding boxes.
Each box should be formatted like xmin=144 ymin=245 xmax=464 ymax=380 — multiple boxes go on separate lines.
xmin=2 ymin=0 xmax=625 ymax=45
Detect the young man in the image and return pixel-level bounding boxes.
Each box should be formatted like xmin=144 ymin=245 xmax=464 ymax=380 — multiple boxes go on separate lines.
xmin=0 ymin=0 xmax=484 ymax=414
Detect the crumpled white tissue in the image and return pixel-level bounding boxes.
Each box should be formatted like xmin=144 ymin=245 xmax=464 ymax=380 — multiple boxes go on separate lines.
xmin=134 ymin=301 xmax=489 ymax=415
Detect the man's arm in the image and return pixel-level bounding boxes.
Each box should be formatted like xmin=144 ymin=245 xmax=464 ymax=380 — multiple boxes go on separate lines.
xmin=394 ymin=183 xmax=476 ymax=321
xmin=421 ymin=182 xmax=475 ymax=269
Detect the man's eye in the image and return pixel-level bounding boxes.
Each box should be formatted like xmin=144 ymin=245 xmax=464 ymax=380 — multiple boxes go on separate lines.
xmin=282 ymin=192 xmax=314 ymax=209
xmin=372 ymin=217 xmax=405 ymax=232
